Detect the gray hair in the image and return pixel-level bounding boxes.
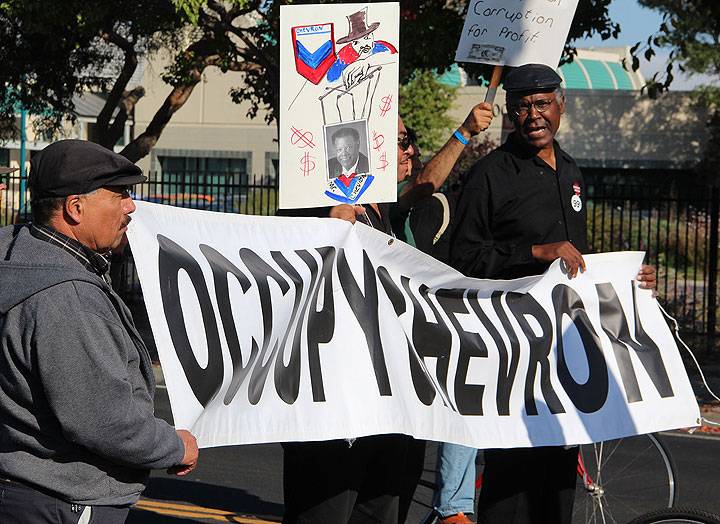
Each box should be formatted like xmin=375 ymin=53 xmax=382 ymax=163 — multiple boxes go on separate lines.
xmin=30 ymin=189 xmax=100 ymax=225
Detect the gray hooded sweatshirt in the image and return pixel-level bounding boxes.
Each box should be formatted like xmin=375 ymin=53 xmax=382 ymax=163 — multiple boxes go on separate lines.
xmin=0 ymin=225 xmax=184 ymax=505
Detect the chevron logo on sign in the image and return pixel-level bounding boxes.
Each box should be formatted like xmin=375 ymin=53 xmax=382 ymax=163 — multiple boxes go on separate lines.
xmin=292 ymin=23 xmax=336 ymax=85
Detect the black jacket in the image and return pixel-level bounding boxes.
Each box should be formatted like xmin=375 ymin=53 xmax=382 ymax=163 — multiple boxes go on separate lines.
xmin=450 ymin=134 xmax=588 ymax=279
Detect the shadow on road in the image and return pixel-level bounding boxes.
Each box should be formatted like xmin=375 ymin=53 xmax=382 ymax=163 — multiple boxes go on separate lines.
xmin=127 ymin=510 xmax=191 ymax=524
xmin=142 ymin=477 xmax=283 ymax=518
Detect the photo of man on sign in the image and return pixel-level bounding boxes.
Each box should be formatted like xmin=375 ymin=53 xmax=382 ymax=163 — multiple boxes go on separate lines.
xmin=324 ymin=120 xmax=370 ymax=181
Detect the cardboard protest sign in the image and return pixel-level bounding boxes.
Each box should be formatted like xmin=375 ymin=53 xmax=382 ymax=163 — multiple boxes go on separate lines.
xmin=279 ymin=3 xmax=400 ymax=209
xmin=455 ymin=0 xmax=580 ymax=67
xmin=128 ymin=202 xmax=700 ymax=449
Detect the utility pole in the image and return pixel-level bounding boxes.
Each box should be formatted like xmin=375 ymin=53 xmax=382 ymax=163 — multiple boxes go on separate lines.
xmin=18 ymin=107 xmax=28 ymax=214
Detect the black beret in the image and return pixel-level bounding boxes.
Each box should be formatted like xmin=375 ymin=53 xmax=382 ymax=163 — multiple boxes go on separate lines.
xmin=29 ymin=140 xmax=146 ymax=199
xmin=504 ymin=64 xmax=562 ymax=95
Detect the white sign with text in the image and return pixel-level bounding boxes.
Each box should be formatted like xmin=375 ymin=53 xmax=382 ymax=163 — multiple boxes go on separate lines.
xmin=455 ymin=0 xmax=580 ymax=67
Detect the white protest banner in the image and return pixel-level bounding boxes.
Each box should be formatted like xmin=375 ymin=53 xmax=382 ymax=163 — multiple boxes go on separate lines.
xmin=279 ymin=3 xmax=399 ymax=209
xmin=127 ymin=202 xmax=700 ymax=449
xmin=455 ymin=0 xmax=580 ymax=67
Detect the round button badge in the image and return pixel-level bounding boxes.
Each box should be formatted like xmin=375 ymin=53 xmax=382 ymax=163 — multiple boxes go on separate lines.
xmin=571 ymin=194 xmax=582 ymax=212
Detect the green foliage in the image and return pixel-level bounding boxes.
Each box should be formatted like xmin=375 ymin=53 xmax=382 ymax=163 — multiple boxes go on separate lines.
xmin=399 ymin=71 xmax=457 ymax=154
xmin=629 ymin=1 xmax=720 ymax=183
xmin=0 ymin=0 xmax=184 ymax=141
xmin=172 ymin=0 xmax=207 ymax=23
xmin=171 ymin=0 xmax=621 ymax=124
xmin=630 ymin=0 xmax=720 ymax=100
xmin=0 ymin=0 xmax=622 ymax=155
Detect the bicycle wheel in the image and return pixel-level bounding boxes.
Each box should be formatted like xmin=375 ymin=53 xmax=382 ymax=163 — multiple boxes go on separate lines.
xmin=626 ymin=507 xmax=720 ymax=524
xmin=573 ymin=433 xmax=677 ymax=524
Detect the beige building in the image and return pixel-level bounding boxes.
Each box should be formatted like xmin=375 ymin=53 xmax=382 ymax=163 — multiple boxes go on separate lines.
xmin=1 ymin=47 xmax=711 ymax=185
xmin=448 ymin=48 xmax=708 ymax=171
xmin=133 ymin=56 xmax=277 ymax=181
xmin=450 ymin=88 xmax=708 ymax=172
xmin=131 ymin=46 xmax=709 ymax=182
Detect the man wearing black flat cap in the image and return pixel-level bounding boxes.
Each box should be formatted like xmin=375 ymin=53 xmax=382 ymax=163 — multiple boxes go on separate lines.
xmin=449 ymin=64 xmax=657 ymax=524
xmin=0 ymin=140 xmax=199 ymax=523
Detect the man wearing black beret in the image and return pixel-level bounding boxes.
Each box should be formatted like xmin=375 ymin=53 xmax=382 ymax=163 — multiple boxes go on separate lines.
xmin=449 ymin=64 xmax=657 ymax=523
xmin=0 ymin=140 xmax=199 ymax=523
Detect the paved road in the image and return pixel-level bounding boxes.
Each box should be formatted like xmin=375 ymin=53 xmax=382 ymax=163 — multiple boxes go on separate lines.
xmin=127 ymin=387 xmax=720 ymax=524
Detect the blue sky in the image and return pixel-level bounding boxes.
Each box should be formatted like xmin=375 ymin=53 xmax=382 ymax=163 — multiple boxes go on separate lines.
xmin=581 ymin=1 xmax=663 ymax=48
xmin=577 ymin=0 xmax=709 ymax=90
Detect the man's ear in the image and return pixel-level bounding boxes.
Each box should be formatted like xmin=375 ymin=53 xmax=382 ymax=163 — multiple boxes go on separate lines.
xmin=63 ymin=195 xmax=83 ymax=224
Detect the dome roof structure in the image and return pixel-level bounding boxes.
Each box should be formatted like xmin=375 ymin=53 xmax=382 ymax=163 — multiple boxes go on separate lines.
xmin=438 ymin=47 xmax=645 ymax=91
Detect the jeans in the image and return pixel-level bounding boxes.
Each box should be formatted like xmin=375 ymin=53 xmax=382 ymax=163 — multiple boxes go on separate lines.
xmin=433 ymin=443 xmax=477 ymax=517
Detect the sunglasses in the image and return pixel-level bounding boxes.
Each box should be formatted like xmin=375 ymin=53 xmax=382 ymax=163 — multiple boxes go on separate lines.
xmin=397 ymin=133 xmax=413 ymax=151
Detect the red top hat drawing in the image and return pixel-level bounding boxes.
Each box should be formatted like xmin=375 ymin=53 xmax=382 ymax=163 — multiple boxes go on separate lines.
xmin=336 ymin=8 xmax=380 ymax=44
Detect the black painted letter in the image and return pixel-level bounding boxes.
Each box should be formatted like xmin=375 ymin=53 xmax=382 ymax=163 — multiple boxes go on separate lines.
xmin=596 ymin=282 xmax=674 ymax=401
xmin=505 ymin=292 xmax=566 ymax=415
xmin=158 ymin=235 xmax=223 ymax=407
xmin=551 ymin=284 xmax=608 ymax=413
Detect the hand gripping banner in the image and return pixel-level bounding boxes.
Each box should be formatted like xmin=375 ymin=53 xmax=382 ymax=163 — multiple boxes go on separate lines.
xmin=127 ymin=202 xmax=700 ymax=449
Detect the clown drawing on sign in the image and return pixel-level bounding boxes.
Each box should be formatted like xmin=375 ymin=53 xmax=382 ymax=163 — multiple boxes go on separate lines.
xmin=326 ymin=7 xmax=397 ymax=90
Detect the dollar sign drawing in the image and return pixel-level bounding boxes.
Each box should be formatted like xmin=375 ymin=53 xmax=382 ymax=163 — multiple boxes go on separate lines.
xmin=377 ymin=151 xmax=389 ymax=171
xmin=379 ymin=95 xmax=393 ymax=117
xmin=290 ymin=126 xmax=316 ymax=148
xmin=372 ymin=131 xmax=385 ymax=150
xmin=300 ymin=152 xmax=316 ymax=177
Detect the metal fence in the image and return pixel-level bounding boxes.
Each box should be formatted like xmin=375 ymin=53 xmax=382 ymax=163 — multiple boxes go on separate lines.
xmin=1 ymin=170 xmax=718 ymax=350
xmin=585 ymin=182 xmax=719 ymax=351
xmin=0 ymin=171 xmax=278 ymax=225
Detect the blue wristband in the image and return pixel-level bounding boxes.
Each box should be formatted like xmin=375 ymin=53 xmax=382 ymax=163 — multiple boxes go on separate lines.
xmin=453 ymin=129 xmax=469 ymax=145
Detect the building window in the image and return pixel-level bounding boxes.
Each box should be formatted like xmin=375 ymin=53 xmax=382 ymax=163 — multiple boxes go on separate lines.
xmin=265 ymin=151 xmax=279 ymax=180
xmin=157 ymin=155 xmax=248 ymax=196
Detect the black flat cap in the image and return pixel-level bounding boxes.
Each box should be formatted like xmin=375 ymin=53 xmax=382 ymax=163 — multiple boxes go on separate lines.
xmin=0 ymin=166 xmax=18 ymax=175
xmin=29 ymin=139 xmax=146 ymax=199
xmin=504 ymin=63 xmax=562 ymax=95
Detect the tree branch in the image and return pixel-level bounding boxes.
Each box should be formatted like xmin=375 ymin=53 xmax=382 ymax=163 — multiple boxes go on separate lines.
xmin=96 ymin=29 xmax=138 ymax=148
xmin=105 ymin=86 xmax=145 ymax=146
xmin=226 ymin=25 xmax=272 ymax=68
xmin=120 ymin=82 xmax=198 ymax=162
xmin=206 ymin=55 xmax=263 ymax=73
